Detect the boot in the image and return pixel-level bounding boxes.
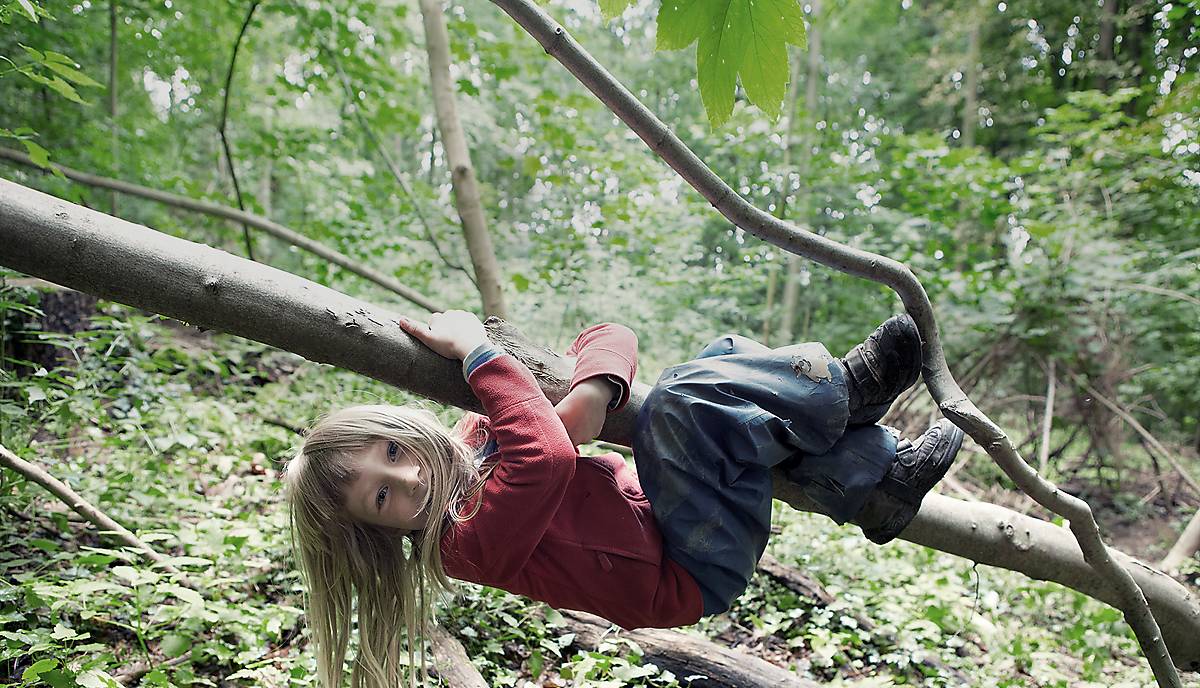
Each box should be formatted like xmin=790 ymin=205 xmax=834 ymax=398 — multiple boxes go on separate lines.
xmin=841 ymin=314 xmax=923 ymax=426
xmin=854 ymin=419 xmax=964 ymax=545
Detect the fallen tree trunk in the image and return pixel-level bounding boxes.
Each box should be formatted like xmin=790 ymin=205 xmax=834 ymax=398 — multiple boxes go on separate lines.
xmin=0 ymin=146 xmax=439 ymax=312
xmin=561 ymin=610 xmax=817 ymax=687
xmin=1 ymin=180 xmax=1197 ymax=671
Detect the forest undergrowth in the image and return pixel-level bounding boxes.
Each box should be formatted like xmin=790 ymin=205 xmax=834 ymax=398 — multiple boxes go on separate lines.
xmin=2 ymin=299 xmax=1196 ymax=688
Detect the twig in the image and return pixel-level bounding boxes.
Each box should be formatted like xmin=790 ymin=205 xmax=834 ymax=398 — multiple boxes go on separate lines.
xmin=1078 ymin=374 xmax=1200 ymax=498
xmin=217 ymin=0 xmax=262 ymax=261
xmin=114 ymin=650 xmax=193 ymax=686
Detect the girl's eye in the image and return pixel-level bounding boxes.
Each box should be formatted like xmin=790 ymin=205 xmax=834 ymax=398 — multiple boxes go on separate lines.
xmin=386 ymin=442 xmax=399 ymax=461
xmin=376 ymin=485 xmax=389 ymax=510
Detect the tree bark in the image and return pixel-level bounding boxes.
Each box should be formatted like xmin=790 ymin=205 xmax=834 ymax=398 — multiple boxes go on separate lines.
xmin=427 ymin=625 xmax=488 ymax=688
xmin=561 ymin=610 xmax=819 ymax=687
xmin=0 ymin=147 xmax=440 ymax=312
xmin=483 ymin=2 xmax=1182 ymax=683
xmin=776 ymin=0 xmax=821 ymax=345
xmin=1 ymin=179 xmax=1198 ymax=672
xmin=417 ymin=0 xmax=508 ymax=318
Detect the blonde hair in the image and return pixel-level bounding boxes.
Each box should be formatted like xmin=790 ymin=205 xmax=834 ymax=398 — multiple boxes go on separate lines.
xmin=284 ymin=404 xmax=489 ymax=687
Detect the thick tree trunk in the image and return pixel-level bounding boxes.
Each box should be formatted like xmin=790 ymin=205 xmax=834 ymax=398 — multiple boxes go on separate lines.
xmin=0 ymin=147 xmax=440 ymax=312
xmin=1 ymin=179 xmax=1198 ymax=671
xmin=776 ymin=0 xmax=821 ymax=345
xmin=417 ymin=0 xmax=507 ymax=318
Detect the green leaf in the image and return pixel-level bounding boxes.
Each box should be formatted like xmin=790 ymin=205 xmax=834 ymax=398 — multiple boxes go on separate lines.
xmin=657 ymin=0 xmax=807 ymax=126
xmin=510 ymin=272 xmax=530 ymax=292
xmin=25 ymin=383 xmax=49 ymax=403
xmin=20 ymin=44 xmax=45 ymax=62
xmin=598 ymin=0 xmax=632 ymax=19
xmin=43 ymin=75 xmax=86 ymax=104
xmin=456 ymin=78 xmax=479 ymax=96
xmin=41 ymin=50 xmax=73 ymax=64
xmin=22 ymin=658 xmax=57 ymax=681
xmin=16 ymin=0 xmax=39 ymax=22
xmin=160 ymin=633 xmax=191 ymax=658
xmin=44 ymin=61 xmax=102 ymax=88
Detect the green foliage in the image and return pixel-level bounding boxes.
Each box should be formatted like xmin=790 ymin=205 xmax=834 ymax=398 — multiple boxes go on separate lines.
xmin=656 ymin=0 xmax=807 ymax=127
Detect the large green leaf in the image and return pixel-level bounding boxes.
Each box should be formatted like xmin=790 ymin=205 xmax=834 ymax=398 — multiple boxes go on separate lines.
xmin=657 ymin=0 xmax=806 ymax=126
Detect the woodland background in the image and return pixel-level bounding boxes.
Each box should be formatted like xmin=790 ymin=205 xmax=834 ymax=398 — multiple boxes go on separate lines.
xmin=1 ymin=0 xmax=1199 ymax=685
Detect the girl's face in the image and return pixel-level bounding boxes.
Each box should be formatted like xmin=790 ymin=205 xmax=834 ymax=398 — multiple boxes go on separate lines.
xmin=343 ymin=439 xmax=431 ymax=532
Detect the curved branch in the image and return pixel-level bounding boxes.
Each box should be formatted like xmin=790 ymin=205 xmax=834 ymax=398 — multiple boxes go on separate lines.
xmin=0 ymin=146 xmax=441 ymax=312
xmin=2 ymin=180 xmax=1198 ymax=674
xmin=217 ymin=0 xmax=261 ymax=261
xmin=480 ymin=2 xmax=1180 ymax=683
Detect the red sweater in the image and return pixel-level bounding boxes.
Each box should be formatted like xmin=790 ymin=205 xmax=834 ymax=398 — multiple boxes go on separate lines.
xmin=439 ymin=324 xmax=703 ymax=629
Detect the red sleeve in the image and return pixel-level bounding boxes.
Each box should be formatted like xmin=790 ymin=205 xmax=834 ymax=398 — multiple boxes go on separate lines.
xmin=564 ymin=323 xmax=639 ymax=412
xmin=453 ymin=353 xmax=578 ymax=582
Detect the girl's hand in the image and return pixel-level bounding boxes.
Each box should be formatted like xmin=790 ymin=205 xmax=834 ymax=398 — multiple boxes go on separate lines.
xmin=554 ymin=378 xmax=616 ymax=447
xmin=398 ymin=311 xmax=490 ymax=360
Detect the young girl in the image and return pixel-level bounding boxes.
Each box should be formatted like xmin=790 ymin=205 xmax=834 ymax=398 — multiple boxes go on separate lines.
xmin=285 ymin=310 xmax=963 ymax=687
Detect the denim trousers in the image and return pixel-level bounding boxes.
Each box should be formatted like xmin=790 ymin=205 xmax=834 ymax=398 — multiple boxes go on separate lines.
xmin=632 ymin=334 xmax=897 ymax=616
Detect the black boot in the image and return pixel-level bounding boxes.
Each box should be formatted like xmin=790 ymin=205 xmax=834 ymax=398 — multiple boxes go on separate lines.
xmin=854 ymin=419 xmax=964 ymax=545
xmin=841 ymin=314 xmax=923 ymax=426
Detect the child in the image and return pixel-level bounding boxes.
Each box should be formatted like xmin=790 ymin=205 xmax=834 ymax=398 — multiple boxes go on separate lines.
xmin=284 ymin=310 xmax=963 ymax=687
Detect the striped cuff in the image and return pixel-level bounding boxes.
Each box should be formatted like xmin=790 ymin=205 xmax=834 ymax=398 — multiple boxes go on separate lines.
xmin=463 ymin=342 xmax=505 ymax=379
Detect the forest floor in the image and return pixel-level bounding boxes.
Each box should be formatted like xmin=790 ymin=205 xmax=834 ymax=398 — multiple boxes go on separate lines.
xmin=3 ymin=301 xmax=1199 ymax=687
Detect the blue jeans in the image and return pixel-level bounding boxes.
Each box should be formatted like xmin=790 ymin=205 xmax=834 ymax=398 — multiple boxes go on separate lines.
xmin=633 ymin=334 xmax=897 ymax=616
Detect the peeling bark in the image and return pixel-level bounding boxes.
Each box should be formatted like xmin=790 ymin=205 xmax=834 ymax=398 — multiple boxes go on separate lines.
xmin=1 ymin=180 xmax=1198 ymax=673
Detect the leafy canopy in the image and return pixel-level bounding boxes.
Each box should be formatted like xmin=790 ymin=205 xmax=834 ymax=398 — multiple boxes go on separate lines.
xmin=601 ymin=0 xmax=807 ymax=127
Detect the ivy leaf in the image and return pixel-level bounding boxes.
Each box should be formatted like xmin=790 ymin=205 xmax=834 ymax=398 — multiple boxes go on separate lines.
xmin=657 ymin=0 xmax=807 ymax=127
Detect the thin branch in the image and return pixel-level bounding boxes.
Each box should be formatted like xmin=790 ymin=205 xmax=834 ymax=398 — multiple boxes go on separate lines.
xmin=0 ymin=147 xmax=441 ymax=311
xmin=1039 ymin=360 xmax=1057 ymax=474
xmin=484 ymin=2 xmax=1181 ymax=682
xmin=217 ymin=0 xmax=262 ymax=261
xmin=322 ymin=46 xmax=477 ymax=286
xmin=1077 ymin=373 xmax=1200 ymax=498
xmin=0 ymin=443 xmax=195 ymax=587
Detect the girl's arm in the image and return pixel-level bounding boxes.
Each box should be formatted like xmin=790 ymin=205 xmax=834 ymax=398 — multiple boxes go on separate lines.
xmin=399 ymin=312 xmax=577 ymax=580
xmin=555 ymin=323 xmax=639 ymax=446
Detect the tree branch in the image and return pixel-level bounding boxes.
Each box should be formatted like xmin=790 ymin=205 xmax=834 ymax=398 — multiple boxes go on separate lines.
xmin=481 ymin=2 xmax=1181 ymax=683
xmin=217 ymin=0 xmax=261 ymax=261
xmin=0 ymin=443 xmax=194 ymax=586
xmin=1 ymin=180 xmax=1197 ymax=674
xmin=0 ymin=146 xmax=440 ymax=312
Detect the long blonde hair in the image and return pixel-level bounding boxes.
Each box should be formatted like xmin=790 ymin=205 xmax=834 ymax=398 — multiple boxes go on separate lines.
xmin=284 ymin=404 xmax=488 ymax=687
